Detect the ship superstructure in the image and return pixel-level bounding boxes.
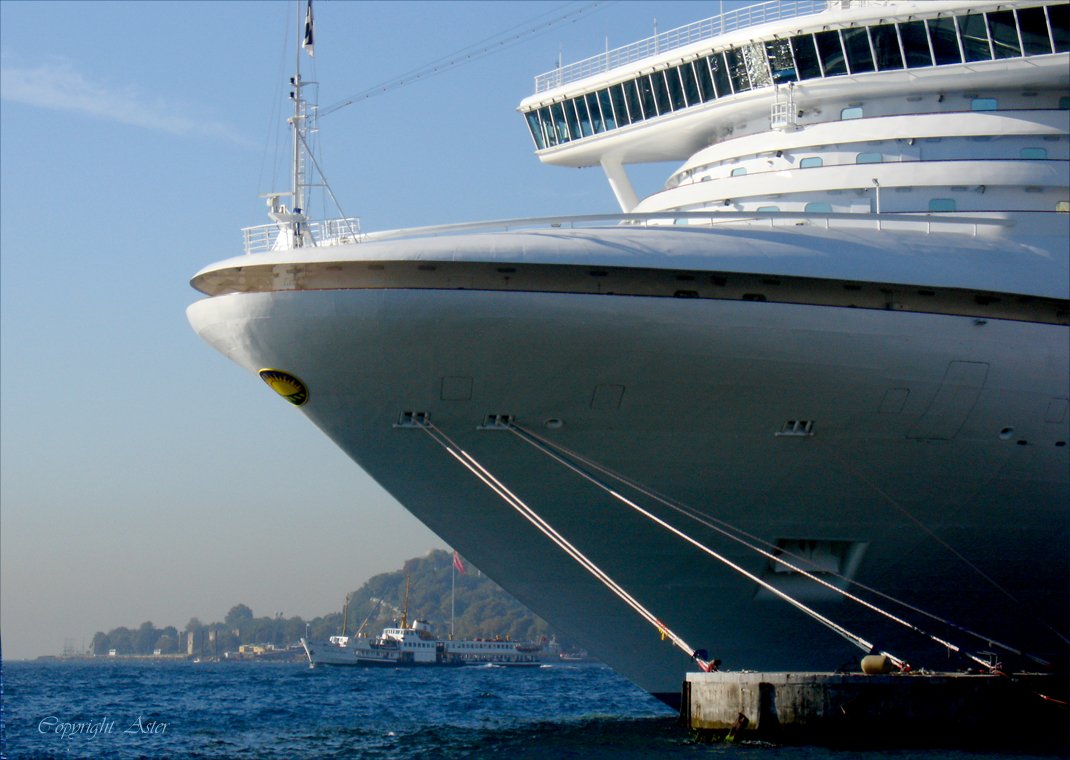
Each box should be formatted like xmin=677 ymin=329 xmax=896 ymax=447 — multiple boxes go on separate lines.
xmin=189 ymin=1 xmax=1068 ymax=703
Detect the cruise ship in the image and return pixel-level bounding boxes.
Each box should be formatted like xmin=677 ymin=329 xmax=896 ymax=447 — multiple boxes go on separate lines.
xmin=188 ymin=1 xmax=1069 ymax=704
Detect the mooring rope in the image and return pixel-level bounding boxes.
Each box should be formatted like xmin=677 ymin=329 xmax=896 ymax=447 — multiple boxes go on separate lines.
xmin=511 ymin=422 xmax=1054 ymax=669
xmin=417 ymin=421 xmax=716 ymax=672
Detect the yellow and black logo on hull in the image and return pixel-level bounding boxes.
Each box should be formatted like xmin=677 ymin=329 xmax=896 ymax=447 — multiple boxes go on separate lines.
xmin=258 ymin=369 xmax=309 ymax=406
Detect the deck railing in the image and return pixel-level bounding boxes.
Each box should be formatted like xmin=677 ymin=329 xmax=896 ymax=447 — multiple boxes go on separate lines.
xmin=242 ymin=217 xmax=363 ymax=254
xmin=534 ymin=0 xmax=829 ymax=93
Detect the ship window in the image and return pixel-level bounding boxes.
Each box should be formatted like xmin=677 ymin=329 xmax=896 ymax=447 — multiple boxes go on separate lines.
xmin=1061 ymin=97 xmax=1070 ymax=110
xmin=987 ymin=10 xmax=1021 ymax=58
xmin=585 ymin=91 xmax=605 ymax=132
xmin=651 ymin=70 xmax=672 ymax=113
xmin=766 ymin=39 xmax=797 ymax=83
xmin=1020 ymin=147 xmax=1047 ymax=159
xmin=695 ymin=56 xmax=717 ymax=101
xmin=575 ymin=96 xmax=593 ymax=136
xmin=525 ymin=111 xmax=545 ymax=150
xmin=623 ymin=78 xmax=644 ymax=121
xmin=550 ymin=102 xmax=569 ymax=143
xmin=757 ymin=205 xmax=779 ymax=212
xmin=856 ymin=152 xmax=882 ymax=164
xmin=638 ymin=75 xmax=658 ymax=117
xmin=1017 ymin=7 xmax=1052 ymax=55
xmin=841 ymin=27 xmax=874 ymax=74
xmin=724 ymin=47 xmax=753 ymax=92
xmin=928 ymin=17 xmax=962 ymax=65
xmin=538 ymin=107 xmax=557 ymax=146
xmin=680 ymin=61 xmax=700 ymax=106
xmin=800 ymin=157 xmax=823 ymax=168
xmin=610 ymin=84 xmax=630 ymax=126
xmin=929 ymin=198 xmax=956 ymax=212
xmin=730 ymin=167 xmax=748 ymax=177
xmin=959 ymin=13 xmax=992 ymax=61
xmin=814 ymin=30 xmax=847 ymax=76
xmin=666 ymin=66 xmax=687 ymax=110
xmin=709 ymin=52 xmax=733 ymax=96
xmin=1051 ymin=5 xmax=1070 ymax=52
xmin=564 ymin=98 xmax=582 ymax=138
xmin=743 ymin=42 xmax=772 ymax=88
xmin=841 ymin=105 xmax=864 ymax=120
xmin=805 ymin=201 xmax=832 ymax=212
xmin=971 ymin=97 xmax=997 ymax=111
xmin=598 ymin=89 xmax=616 ymax=130
xmin=870 ymin=24 xmax=904 ymax=70
xmin=899 ymin=21 xmax=933 ymax=68
xmin=791 ymin=34 xmax=822 ymax=79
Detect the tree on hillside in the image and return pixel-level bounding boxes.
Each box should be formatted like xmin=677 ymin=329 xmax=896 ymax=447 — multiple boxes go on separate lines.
xmin=225 ymin=604 xmax=254 ymax=629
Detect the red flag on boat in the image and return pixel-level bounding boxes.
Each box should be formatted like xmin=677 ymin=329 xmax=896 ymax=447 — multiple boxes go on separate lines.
xmin=453 ymin=551 xmax=466 ymax=574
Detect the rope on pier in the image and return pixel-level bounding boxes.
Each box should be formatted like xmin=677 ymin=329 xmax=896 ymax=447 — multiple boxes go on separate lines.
xmin=417 ymin=420 xmax=717 ymax=672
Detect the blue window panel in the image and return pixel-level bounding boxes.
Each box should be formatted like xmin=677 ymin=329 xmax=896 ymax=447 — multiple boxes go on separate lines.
xmin=815 ymin=30 xmax=848 ymax=76
xmin=805 ymin=202 xmax=832 ymax=213
xmin=856 ymin=152 xmax=882 ymax=164
xmin=709 ymin=52 xmax=733 ymax=96
xmin=1051 ymin=5 xmax=1069 ymax=53
xmin=791 ymin=34 xmax=822 ymax=79
xmin=987 ymin=10 xmax=1021 ymax=58
xmin=666 ymin=67 xmax=687 ymax=110
xmin=971 ymin=97 xmax=997 ymax=111
xmin=766 ymin=38 xmax=797 ymax=83
xmin=870 ymin=24 xmax=904 ymax=70
xmin=550 ymin=102 xmax=569 ymax=143
xmin=598 ymin=89 xmax=616 ymax=130
xmin=1018 ymin=7 xmax=1053 ymax=55
xmin=1020 ymin=147 xmax=1047 ymax=159
xmin=564 ymin=98 xmax=582 ymax=140
xmin=638 ymin=75 xmax=658 ymax=117
xmin=841 ymin=105 xmax=864 ymax=120
xmin=725 ymin=47 xmax=753 ymax=92
xmin=929 ymin=198 xmax=956 ymax=212
xmin=623 ymin=78 xmax=644 ymax=121
xmin=538 ymin=107 xmax=557 ymax=146
xmin=730 ymin=167 xmax=748 ymax=177
xmin=610 ymin=84 xmax=631 ymax=126
xmin=575 ymin=96 xmax=593 ymax=136
xmin=800 ymin=157 xmax=823 ymax=168
xmin=585 ymin=91 xmax=605 ymax=132
xmin=841 ymin=27 xmax=874 ymax=73
xmin=928 ymin=17 xmax=962 ymax=65
xmin=525 ymin=111 xmax=545 ymax=149
xmin=651 ymin=70 xmax=673 ymax=112
xmin=680 ymin=61 xmax=701 ymax=106
xmin=757 ymin=205 xmax=780 ymax=212
xmin=959 ymin=13 xmax=992 ymax=61
xmin=899 ymin=21 xmax=933 ymax=68
xmin=695 ymin=57 xmax=717 ymax=101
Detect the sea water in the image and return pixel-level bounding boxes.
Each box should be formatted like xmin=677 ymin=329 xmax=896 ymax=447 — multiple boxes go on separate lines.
xmin=0 ymin=660 xmax=1059 ymax=759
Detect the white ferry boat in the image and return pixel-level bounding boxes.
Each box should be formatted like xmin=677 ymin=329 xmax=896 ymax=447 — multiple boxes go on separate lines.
xmin=189 ymin=1 xmax=1068 ymax=704
xmin=301 ymin=618 xmax=545 ymax=668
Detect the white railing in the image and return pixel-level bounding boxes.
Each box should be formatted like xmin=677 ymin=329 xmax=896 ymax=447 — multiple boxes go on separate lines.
xmin=242 ymin=217 xmax=363 ymax=254
xmin=534 ymin=0 xmax=829 ymax=93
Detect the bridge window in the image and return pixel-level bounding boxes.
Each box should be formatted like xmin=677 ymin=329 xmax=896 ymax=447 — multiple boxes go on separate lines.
xmin=870 ymin=24 xmax=904 ymax=70
xmin=651 ymin=70 xmax=672 ymax=113
xmin=598 ymin=89 xmax=616 ymax=130
xmin=609 ymin=84 xmax=630 ymax=126
xmin=815 ymin=30 xmax=848 ymax=76
xmin=856 ymin=152 xmax=882 ymax=164
xmin=1052 ymin=5 xmax=1070 ymax=52
xmin=766 ymin=38 xmax=797 ymax=83
xmin=987 ymin=10 xmax=1021 ymax=58
xmin=1018 ymin=6 xmax=1053 ymax=55
xmin=666 ymin=66 xmax=687 ymax=110
xmin=791 ymin=34 xmax=822 ymax=80
xmin=585 ymin=91 xmax=605 ymax=132
xmin=623 ymin=78 xmax=644 ymax=120
xmin=899 ymin=21 xmax=933 ymax=68
xmin=695 ymin=57 xmax=717 ymax=101
xmin=575 ymin=96 xmax=593 ymax=136
xmin=928 ymin=17 xmax=963 ymax=65
xmin=929 ymin=198 xmax=957 ymax=212
xmin=800 ymin=157 xmax=823 ymax=168
xmin=525 ymin=111 xmax=545 ymax=150
xmin=842 ymin=27 xmax=874 ymax=73
xmin=1020 ymin=147 xmax=1047 ymax=159
xmin=550 ymin=102 xmax=569 ymax=143
xmin=564 ymin=98 xmax=582 ymax=139
xmin=680 ymin=61 xmax=701 ymax=106
xmin=638 ymin=75 xmax=658 ymax=117
xmin=959 ymin=13 xmax=992 ymax=61
xmin=538 ymin=107 xmax=557 ymax=146
xmin=730 ymin=167 xmax=748 ymax=177
xmin=709 ymin=52 xmax=733 ymax=96
xmin=724 ymin=47 xmax=753 ymax=92
xmin=971 ymin=97 xmax=997 ymax=111
xmin=841 ymin=105 xmax=864 ymax=120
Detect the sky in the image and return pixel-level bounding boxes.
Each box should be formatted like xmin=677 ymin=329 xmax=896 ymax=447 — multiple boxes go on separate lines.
xmin=1 ymin=0 xmax=750 ymax=660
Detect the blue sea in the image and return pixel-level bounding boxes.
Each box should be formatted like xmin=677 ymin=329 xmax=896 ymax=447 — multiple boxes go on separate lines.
xmin=0 ymin=660 xmax=1061 ymax=759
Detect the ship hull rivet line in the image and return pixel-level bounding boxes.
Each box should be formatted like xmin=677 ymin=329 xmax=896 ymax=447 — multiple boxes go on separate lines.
xmin=415 ymin=419 xmax=716 ymax=672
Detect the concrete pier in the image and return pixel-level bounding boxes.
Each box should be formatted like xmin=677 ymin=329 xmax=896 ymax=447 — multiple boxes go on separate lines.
xmin=682 ymin=671 xmax=1068 ymax=749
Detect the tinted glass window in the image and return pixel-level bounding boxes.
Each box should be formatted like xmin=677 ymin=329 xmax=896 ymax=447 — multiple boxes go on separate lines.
xmin=800 ymin=157 xmax=823 ymax=168
xmin=1051 ymin=5 xmax=1070 ymax=53
xmin=870 ymin=24 xmax=904 ymax=70
xmin=815 ymin=30 xmax=847 ymax=76
xmin=638 ymin=75 xmax=657 ymax=117
xmin=791 ymin=34 xmax=822 ymax=79
xmin=525 ymin=111 xmax=545 ymax=149
xmin=1020 ymin=147 xmax=1047 ymax=159
xmin=842 ymin=27 xmax=874 ymax=73
xmin=709 ymin=52 xmax=732 ymax=96
xmin=550 ymin=103 xmax=569 ymax=143
xmin=841 ymin=105 xmax=864 ymax=120
xmin=959 ymin=14 xmax=992 ymax=61
xmin=766 ymin=39 xmax=797 ymax=83
xmin=564 ymin=98 xmax=582 ymax=139
xmin=856 ymin=152 xmax=882 ymax=164
xmin=929 ymin=198 xmax=956 ymax=212
xmin=695 ymin=57 xmax=717 ymax=100
xmin=928 ymin=17 xmax=962 ymax=64
xmin=730 ymin=167 xmax=748 ymax=177
xmin=680 ymin=62 xmax=700 ymax=106
xmin=610 ymin=84 xmax=631 ymax=126
xmin=651 ymin=70 xmax=672 ymax=112
xmin=805 ymin=202 xmax=832 ymax=212
xmin=1018 ymin=7 xmax=1053 ymax=55
xmin=665 ymin=67 xmax=687 ymax=110
xmin=575 ymin=96 xmax=593 ymax=136
xmin=538 ymin=108 xmax=557 ymax=146
xmin=623 ymin=79 xmax=644 ymax=120
xmin=598 ymin=89 xmax=616 ymax=130
xmin=971 ymin=97 xmax=997 ymax=111
xmin=987 ymin=10 xmax=1021 ymax=58
xmin=899 ymin=21 xmax=932 ymax=67
xmin=724 ymin=48 xmax=752 ymax=92
xmin=585 ymin=92 xmax=604 ymax=132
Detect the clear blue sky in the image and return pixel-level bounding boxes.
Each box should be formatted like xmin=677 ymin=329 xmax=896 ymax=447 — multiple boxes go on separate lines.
xmin=1 ymin=0 xmax=748 ymax=659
